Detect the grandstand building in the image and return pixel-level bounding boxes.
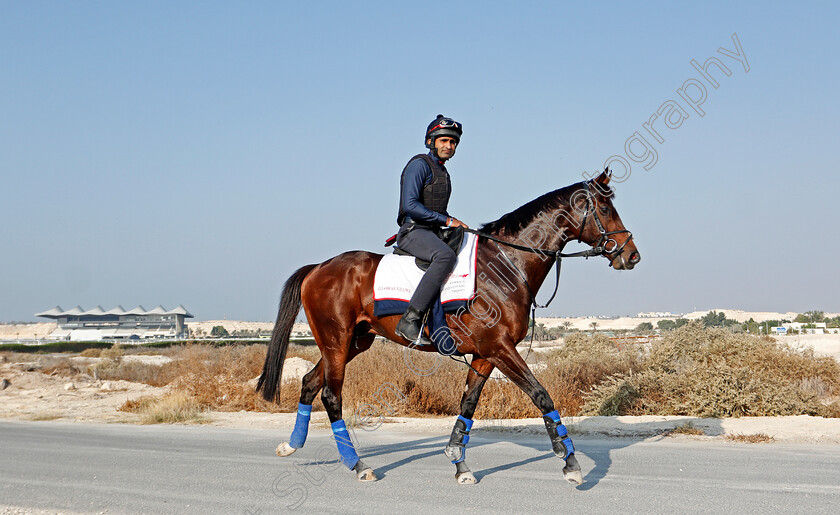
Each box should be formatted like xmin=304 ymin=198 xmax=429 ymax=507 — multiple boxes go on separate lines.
xmin=35 ymin=305 xmax=193 ymax=341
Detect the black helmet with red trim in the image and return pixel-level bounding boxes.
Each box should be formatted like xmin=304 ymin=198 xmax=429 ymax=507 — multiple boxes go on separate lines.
xmin=424 ymin=114 xmax=462 ymax=150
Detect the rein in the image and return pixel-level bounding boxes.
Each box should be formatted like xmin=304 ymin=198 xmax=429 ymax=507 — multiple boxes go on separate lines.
xmin=462 ymin=227 xmax=605 ymax=260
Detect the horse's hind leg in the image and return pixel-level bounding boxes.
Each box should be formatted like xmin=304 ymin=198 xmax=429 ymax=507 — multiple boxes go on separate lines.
xmin=445 ymin=357 xmax=494 ymax=485
xmin=306 ymin=325 xmax=376 ymax=482
xmin=275 ymin=359 xmax=325 ymax=457
xmin=277 ymin=332 xmax=377 ymax=458
xmin=488 ymin=346 xmax=583 ymax=485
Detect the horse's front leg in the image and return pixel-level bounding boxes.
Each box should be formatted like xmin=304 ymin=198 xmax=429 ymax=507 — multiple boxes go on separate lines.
xmin=444 ymin=357 xmax=494 ymax=485
xmin=487 ymin=346 xmax=584 ymax=485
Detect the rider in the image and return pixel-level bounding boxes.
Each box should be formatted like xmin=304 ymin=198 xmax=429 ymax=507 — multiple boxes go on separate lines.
xmin=395 ymin=114 xmax=468 ymax=345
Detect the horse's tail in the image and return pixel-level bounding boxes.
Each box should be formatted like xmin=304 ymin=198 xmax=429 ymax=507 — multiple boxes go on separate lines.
xmin=257 ymin=263 xmax=317 ymax=402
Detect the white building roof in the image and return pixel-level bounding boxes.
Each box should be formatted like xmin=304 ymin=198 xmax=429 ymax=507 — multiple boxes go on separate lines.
xmin=35 ymin=305 xmax=194 ymax=319
xmin=86 ymin=306 xmax=105 ymax=315
xmin=36 ymin=306 xmax=65 ymax=317
xmin=168 ymin=305 xmax=192 ymax=316
xmin=63 ymin=306 xmax=85 ymax=316
xmin=103 ymin=305 xmax=127 ymax=315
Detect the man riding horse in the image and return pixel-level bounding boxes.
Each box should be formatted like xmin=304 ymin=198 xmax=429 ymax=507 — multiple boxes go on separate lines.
xmin=394 ymin=114 xmax=469 ymax=346
xmin=258 ymin=112 xmax=640 ymax=485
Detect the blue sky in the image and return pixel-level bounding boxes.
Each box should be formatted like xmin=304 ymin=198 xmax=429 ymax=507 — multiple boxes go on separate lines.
xmin=2 ymin=1 xmax=838 ymax=322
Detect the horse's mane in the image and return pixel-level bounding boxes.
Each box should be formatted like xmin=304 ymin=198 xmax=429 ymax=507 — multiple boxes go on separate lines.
xmin=478 ymin=180 xmax=615 ymax=236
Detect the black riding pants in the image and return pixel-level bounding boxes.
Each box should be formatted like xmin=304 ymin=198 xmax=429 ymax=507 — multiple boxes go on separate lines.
xmin=396 ymin=223 xmax=457 ymax=312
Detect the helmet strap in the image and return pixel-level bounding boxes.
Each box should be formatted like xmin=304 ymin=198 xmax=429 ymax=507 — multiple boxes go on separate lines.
xmin=427 ymin=137 xmax=439 ymax=158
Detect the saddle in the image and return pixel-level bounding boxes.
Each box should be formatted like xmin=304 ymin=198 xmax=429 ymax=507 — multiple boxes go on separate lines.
xmin=385 ymin=226 xmax=464 ymax=271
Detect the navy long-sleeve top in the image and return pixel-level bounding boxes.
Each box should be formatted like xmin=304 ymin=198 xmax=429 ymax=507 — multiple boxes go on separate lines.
xmin=401 ymin=152 xmax=449 ymax=225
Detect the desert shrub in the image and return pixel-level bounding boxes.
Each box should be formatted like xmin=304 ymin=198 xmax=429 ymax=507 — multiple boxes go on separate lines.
xmin=99 ymin=342 xmax=124 ymax=361
xmin=537 ymin=332 xmax=644 ymax=416
xmin=668 ymin=422 xmax=705 ymax=436
xmin=285 ymin=343 xmax=322 ymax=363
xmin=93 ymin=360 xmax=172 ymax=385
xmin=725 ymin=433 xmax=774 ymax=443
xmin=475 ymin=375 xmax=540 ymax=419
xmin=581 ymin=323 xmax=840 ymax=417
xmin=39 ymin=357 xmax=88 ymax=378
xmin=119 ymin=391 xmax=206 ymax=424
xmin=341 ymin=342 xmax=464 ymax=417
xmin=163 ymin=343 xmax=283 ymax=413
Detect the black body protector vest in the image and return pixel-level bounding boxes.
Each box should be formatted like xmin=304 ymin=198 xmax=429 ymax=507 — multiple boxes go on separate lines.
xmin=397 ymin=154 xmax=452 ymax=226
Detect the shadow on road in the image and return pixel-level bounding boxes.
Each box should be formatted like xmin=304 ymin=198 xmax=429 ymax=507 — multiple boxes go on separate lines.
xmin=577 ymin=417 xmax=724 ymax=490
xmin=293 ymin=417 xmax=724 ymax=487
xmin=471 ymin=417 xmax=725 ymax=489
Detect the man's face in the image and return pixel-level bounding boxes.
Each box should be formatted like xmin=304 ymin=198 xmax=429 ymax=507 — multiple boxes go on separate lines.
xmin=431 ymin=137 xmax=458 ymax=161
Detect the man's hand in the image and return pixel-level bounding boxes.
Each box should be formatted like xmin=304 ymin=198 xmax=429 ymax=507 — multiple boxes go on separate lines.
xmin=447 ymin=217 xmax=469 ymax=229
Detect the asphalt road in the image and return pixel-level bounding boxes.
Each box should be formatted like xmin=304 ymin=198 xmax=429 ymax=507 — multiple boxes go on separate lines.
xmin=2 ymin=421 xmax=840 ymax=514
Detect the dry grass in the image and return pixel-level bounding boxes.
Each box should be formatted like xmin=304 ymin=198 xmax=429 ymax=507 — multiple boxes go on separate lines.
xmin=160 ymin=343 xmax=283 ymax=413
xmin=26 ymin=412 xmax=63 ymax=421
xmin=341 ymin=343 xmax=464 ymax=417
xmin=40 ymin=358 xmax=88 ymax=379
xmin=725 ymin=433 xmax=775 ymax=443
xmin=667 ymin=422 xmax=706 ymax=436
xmin=119 ymin=391 xmax=207 ymax=424
xmin=580 ymin=323 xmax=840 ymax=418
xmin=0 ymin=351 xmax=40 ymax=364
xmin=538 ymin=333 xmax=644 ymax=417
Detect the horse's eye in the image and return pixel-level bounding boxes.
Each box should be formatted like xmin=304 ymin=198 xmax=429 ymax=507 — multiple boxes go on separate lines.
xmin=599 ymin=205 xmax=610 ymax=215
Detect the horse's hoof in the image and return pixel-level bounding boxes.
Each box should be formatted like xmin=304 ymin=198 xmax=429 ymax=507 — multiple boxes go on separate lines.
xmin=276 ymin=442 xmax=297 ymax=457
xmin=357 ymin=468 xmax=377 ymax=481
xmin=563 ymin=469 xmax=584 ymax=485
xmin=456 ymin=471 xmax=477 ymax=484
xmin=354 ymin=460 xmax=377 ymax=481
xmin=563 ymin=453 xmax=584 ymax=485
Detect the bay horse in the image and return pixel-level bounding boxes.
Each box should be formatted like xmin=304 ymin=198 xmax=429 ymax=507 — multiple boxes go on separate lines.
xmin=257 ymin=170 xmax=639 ymax=485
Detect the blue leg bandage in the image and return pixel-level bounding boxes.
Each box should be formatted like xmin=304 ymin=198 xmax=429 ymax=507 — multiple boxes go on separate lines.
xmin=288 ymin=403 xmax=312 ymax=449
xmin=444 ymin=415 xmax=473 ymax=464
xmin=331 ymin=419 xmax=360 ymax=469
xmin=543 ymin=410 xmax=575 ymax=459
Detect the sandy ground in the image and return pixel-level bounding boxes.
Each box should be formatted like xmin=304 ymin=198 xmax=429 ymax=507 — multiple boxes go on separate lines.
xmin=3 ymin=354 xmax=840 ymax=445
xmin=0 ymin=358 xmax=164 ymax=424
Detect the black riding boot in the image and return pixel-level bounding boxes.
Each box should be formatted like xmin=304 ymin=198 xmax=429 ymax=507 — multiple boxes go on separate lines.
xmin=395 ymin=306 xmax=433 ymax=346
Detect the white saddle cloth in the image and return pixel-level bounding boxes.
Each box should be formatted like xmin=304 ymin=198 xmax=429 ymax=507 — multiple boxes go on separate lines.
xmin=373 ymin=233 xmax=478 ymax=304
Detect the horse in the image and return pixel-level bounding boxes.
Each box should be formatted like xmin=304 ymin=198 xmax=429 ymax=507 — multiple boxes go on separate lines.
xmin=257 ymin=170 xmax=639 ymax=485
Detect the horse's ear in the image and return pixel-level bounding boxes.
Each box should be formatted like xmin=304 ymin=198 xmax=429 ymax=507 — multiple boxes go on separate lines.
xmin=595 ymin=168 xmax=611 ymax=186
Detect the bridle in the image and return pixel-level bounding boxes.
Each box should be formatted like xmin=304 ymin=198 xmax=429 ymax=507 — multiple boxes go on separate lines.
xmin=577 ymin=180 xmax=634 ymax=268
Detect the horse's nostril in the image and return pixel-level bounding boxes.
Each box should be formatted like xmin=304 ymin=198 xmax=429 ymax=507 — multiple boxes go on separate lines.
xmin=629 ymin=252 xmax=640 ymax=264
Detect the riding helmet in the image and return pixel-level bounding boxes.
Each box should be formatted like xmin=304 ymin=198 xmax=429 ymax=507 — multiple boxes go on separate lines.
xmin=425 ymin=114 xmax=462 ymax=150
